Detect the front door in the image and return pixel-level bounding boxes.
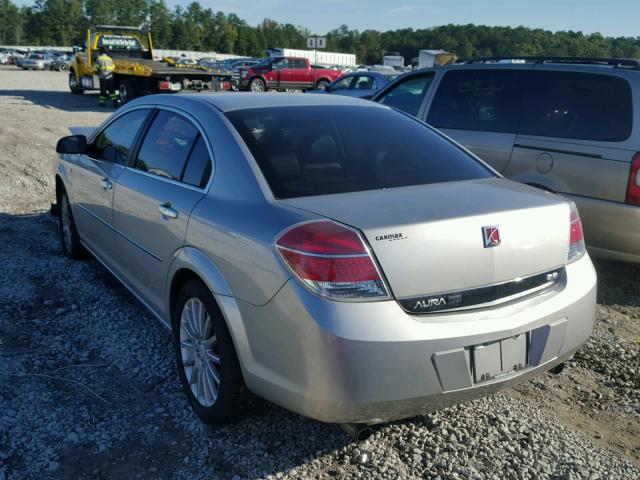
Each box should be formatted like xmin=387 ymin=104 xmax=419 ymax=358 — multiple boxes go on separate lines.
xmin=112 ymin=109 xmax=213 ymax=314
xmin=425 ymin=69 xmax=526 ymax=172
xmin=72 ymin=108 xmax=150 ymax=265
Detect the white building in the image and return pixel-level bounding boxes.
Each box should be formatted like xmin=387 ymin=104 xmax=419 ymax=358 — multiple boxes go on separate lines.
xmin=267 ymin=48 xmax=356 ymax=67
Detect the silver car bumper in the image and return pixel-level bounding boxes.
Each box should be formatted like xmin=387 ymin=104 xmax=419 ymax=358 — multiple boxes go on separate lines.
xmin=234 ymin=254 xmax=596 ymax=424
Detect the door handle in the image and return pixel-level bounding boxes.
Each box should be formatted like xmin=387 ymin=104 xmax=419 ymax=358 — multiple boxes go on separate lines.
xmin=158 ymin=203 xmax=178 ymax=219
xmin=100 ymin=178 xmax=113 ymax=190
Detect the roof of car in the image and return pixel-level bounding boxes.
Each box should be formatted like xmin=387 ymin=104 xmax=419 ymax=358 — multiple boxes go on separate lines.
xmin=163 ymin=92 xmax=384 ymax=112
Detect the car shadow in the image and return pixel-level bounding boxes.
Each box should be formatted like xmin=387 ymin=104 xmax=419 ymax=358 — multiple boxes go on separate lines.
xmin=0 ymin=88 xmax=117 ymax=113
xmin=592 ymin=258 xmax=640 ymax=307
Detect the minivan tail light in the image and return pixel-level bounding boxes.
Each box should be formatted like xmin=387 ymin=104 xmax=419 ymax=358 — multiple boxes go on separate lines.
xmin=275 ymin=220 xmax=390 ymax=300
xmin=626 ymin=152 xmax=640 ymax=206
xmin=567 ymin=203 xmax=585 ymax=263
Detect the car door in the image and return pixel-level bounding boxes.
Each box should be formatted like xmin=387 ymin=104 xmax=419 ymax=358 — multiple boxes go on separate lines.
xmin=112 ymin=108 xmax=213 ymax=314
xmin=375 ymin=72 xmax=436 ymax=118
xmin=424 ymin=68 xmax=527 ymax=172
xmin=71 ymin=108 xmax=150 ymax=265
xmin=265 ymin=58 xmax=287 ymax=89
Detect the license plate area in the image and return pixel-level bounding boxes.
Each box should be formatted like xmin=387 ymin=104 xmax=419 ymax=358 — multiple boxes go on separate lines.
xmin=472 ymin=334 xmax=528 ymax=383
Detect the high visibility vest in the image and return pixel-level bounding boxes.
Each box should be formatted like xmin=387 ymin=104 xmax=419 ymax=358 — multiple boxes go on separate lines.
xmin=96 ymin=54 xmax=115 ymax=78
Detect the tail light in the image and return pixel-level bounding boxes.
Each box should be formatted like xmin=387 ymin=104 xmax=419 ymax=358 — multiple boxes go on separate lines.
xmin=626 ymin=152 xmax=640 ymax=206
xmin=567 ymin=203 xmax=585 ymax=263
xmin=275 ymin=220 xmax=390 ymax=301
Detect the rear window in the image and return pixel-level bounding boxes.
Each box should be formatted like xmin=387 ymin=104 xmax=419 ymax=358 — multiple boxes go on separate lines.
xmin=520 ymin=71 xmax=632 ymax=142
xmin=226 ymin=106 xmax=493 ymax=199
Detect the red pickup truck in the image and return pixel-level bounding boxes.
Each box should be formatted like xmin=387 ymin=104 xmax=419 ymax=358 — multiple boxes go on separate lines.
xmin=237 ymin=56 xmax=342 ymax=92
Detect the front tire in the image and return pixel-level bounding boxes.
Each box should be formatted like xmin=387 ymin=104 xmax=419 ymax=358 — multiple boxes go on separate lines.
xmin=249 ymin=77 xmax=266 ymax=92
xmin=58 ymin=190 xmax=85 ymax=259
xmin=173 ymin=280 xmax=248 ymax=425
xmin=316 ymin=79 xmax=330 ymax=90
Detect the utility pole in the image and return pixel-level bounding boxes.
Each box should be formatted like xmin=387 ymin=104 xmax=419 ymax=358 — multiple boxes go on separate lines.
xmin=307 ymin=34 xmax=326 ymax=88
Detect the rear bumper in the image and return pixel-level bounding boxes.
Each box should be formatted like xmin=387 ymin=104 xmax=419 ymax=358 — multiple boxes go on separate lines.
xmin=235 ymin=255 xmax=597 ymax=424
xmin=567 ymin=194 xmax=640 ymax=263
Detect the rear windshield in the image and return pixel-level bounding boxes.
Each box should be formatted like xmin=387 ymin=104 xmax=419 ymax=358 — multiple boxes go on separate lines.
xmin=226 ymin=106 xmax=494 ymax=199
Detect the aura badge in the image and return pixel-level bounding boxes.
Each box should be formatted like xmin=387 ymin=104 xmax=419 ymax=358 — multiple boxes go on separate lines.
xmin=482 ymin=225 xmax=501 ymax=248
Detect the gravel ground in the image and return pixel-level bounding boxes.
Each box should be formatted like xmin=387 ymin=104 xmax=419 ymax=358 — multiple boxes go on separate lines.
xmin=0 ymin=66 xmax=639 ymax=480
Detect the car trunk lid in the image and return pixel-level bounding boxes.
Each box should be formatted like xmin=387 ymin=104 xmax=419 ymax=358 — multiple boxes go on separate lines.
xmin=278 ymin=178 xmax=570 ymax=302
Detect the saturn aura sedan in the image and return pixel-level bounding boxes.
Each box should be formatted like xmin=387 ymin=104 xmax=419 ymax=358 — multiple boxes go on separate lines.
xmin=54 ymin=93 xmax=596 ymax=435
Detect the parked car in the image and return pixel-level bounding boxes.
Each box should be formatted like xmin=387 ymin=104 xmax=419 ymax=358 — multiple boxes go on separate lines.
xmin=54 ymin=93 xmax=595 ymax=435
xmin=20 ymin=53 xmax=55 ymax=70
xmin=308 ymin=71 xmax=399 ymax=98
xmin=50 ymin=54 xmax=71 ymax=71
xmin=373 ymin=57 xmax=640 ymax=263
xmin=237 ymin=56 xmax=342 ymax=92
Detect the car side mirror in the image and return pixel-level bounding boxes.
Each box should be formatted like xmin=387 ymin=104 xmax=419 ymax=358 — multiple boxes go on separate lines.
xmin=56 ymin=135 xmax=87 ymax=154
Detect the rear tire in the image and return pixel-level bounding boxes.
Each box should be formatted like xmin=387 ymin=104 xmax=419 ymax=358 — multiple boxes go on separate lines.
xmin=69 ymin=71 xmax=83 ymax=94
xmin=173 ymin=280 xmax=249 ymax=425
xmin=118 ymin=79 xmax=137 ymax=105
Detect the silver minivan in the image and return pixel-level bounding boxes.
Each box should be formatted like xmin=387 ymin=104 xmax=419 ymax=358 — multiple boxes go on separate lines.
xmin=373 ymin=58 xmax=640 ymax=263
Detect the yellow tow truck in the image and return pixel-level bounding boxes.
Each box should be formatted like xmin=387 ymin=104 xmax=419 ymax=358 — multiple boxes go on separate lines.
xmin=69 ymin=25 xmax=229 ymax=103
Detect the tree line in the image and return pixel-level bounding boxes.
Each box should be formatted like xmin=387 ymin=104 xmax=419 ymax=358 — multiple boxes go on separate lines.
xmin=1 ymin=0 xmax=639 ymax=63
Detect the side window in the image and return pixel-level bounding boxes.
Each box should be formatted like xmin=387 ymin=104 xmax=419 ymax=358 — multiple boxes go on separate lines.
xmin=182 ymin=136 xmax=212 ymax=188
xmin=92 ymin=109 xmax=149 ymax=164
xmin=293 ymin=59 xmax=307 ymax=69
xmin=520 ymin=71 xmax=632 ymax=142
xmin=331 ymin=76 xmax=354 ymax=90
xmin=378 ymin=74 xmax=434 ymax=117
xmin=273 ymin=58 xmax=290 ymax=70
xmin=134 ymin=110 xmax=199 ymax=181
xmin=427 ymin=70 xmax=523 ymax=133
xmin=353 ymin=75 xmax=375 ymax=90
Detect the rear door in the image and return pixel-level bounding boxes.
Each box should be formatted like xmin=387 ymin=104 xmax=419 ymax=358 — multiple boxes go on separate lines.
xmin=347 ymin=74 xmax=377 ymax=97
xmin=507 ymin=69 xmax=635 ymax=201
xmin=425 ymin=68 xmax=527 ymax=172
xmin=71 ymin=108 xmax=150 ymax=265
xmin=112 ymin=109 xmax=213 ymax=313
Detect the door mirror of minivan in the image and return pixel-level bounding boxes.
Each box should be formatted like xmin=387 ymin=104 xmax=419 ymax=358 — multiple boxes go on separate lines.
xmin=56 ymin=135 xmax=87 ymax=154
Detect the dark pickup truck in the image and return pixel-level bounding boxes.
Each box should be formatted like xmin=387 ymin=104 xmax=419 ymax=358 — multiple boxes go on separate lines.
xmin=236 ymin=56 xmax=343 ymax=92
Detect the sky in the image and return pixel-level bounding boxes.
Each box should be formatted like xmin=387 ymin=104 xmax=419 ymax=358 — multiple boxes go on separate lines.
xmin=184 ymin=0 xmax=640 ymax=37
xmin=12 ymin=0 xmax=640 ymax=37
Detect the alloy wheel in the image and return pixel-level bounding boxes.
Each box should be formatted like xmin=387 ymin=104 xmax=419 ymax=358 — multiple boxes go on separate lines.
xmin=179 ymin=297 xmax=221 ymax=407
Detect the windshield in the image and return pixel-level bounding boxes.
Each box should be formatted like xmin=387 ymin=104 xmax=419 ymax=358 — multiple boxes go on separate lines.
xmin=226 ymin=106 xmax=494 ymax=199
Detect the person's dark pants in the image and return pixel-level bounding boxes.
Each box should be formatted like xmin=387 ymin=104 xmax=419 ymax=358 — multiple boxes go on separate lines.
xmin=99 ymin=76 xmax=117 ymax=106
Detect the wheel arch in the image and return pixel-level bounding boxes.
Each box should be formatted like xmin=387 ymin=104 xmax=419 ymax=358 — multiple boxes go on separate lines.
xmin=316 ymin=77 xmax=331 ymax=86
xmin=166 ymin=248 xmax=254 ymax=374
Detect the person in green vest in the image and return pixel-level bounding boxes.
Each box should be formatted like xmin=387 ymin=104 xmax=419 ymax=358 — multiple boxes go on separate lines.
xmin=95 ymin=47 xmax=118 ymax=107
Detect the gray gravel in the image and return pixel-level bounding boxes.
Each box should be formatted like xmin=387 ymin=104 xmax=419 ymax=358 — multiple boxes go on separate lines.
xmin=1 ymin=66 xmax=639 ymax=479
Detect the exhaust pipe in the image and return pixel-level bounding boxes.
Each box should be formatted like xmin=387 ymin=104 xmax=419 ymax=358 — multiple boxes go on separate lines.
xmin=340 ymin=423 xmax=373 ymax=441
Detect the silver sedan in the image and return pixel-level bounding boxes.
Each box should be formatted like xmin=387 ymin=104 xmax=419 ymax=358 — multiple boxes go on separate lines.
xmin=54 ymin=93 xmax=596 ymax=436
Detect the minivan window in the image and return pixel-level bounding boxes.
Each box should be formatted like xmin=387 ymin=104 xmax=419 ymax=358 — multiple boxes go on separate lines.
xmin=226 ymin=106 xmax=494 ymax=199
xmin=427 ymin=69 xmax=524 ymax=134
xmin=92 ymin=109 xmax=149 ymax=164
xmin=135 ymin=110 xmax=199 ymax=181
xmin=520 ymin=71 xmax=632 ymax=142
xmin=377 ymin=74 xmax=434 ymax=116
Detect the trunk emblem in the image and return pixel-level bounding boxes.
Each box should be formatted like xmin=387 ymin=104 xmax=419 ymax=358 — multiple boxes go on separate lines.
xmin=482 ymin=226 xmax=501 ymax=248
